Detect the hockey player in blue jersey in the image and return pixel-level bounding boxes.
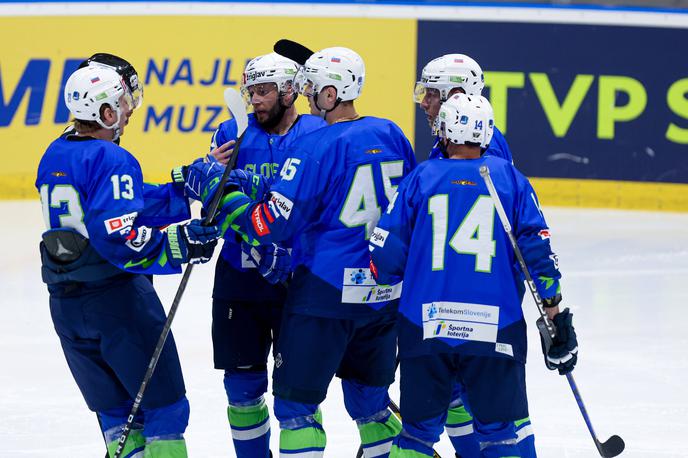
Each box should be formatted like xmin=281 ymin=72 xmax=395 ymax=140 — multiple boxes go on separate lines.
xmin=414 ymin=53 xmax=521 ymax=458
xmin=36 ymin=64 xmax=222 ymax=457
xmin=188 ymin=46 xmax=417 ymax=457
xmin=369 ymin=94 xmax=578 ymax=458
xmin=415 ymin=54 xmax=512 ymax=164
xmin=206 ymin=52 xmax=326 ymax=458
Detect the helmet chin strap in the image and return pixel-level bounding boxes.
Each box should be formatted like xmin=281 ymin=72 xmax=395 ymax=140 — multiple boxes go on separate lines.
xmin=439 ymin=140 xmax=448 ymax=158
xmin=313 ymin=91 xmax=340 ymax=121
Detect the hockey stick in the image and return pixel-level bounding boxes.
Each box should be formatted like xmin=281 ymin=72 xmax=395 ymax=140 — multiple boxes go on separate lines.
xmin=112 ymin=88 xmax=248 ymax=458
xmin=479 ymin=165 xmax=625 ymax=458
xmin=274 ymin=39 xmax=314 ymax=65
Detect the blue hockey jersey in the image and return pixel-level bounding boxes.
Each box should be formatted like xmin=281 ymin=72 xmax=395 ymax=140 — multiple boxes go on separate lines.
xmin=36 ymin=133 xmax=191 ymax=276
xmin=209 ymin=113 xmax=326 ymax=302
xmin=221 ymin=116 xmax=417 ymax=318
xmin=428 ymin=126 xmax=513 ymax=163
xmin=369 ymin=155 xmax=560 ymax=362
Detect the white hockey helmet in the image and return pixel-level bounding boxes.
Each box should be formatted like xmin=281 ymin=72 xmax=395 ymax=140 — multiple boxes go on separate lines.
xmin=241 ymin=52 xmax=299 ymax=104
xmin=294 ymin=47 xmax=365 ymax=102
xmin=64 ymin=65 xmax=134 ymax=138
xmin=414 ymin=54 xmax=485 ymax=103
xmin=438 ymin=93 xmax=494 ymax=149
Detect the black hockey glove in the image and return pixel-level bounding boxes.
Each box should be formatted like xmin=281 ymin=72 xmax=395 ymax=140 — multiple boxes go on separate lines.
xmin=538 ymin=307 xmax=578 ymax=375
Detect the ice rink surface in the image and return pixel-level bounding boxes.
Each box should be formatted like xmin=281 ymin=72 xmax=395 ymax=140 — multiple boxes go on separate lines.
xmin=1 ymin=200 xmax=687 ymax=458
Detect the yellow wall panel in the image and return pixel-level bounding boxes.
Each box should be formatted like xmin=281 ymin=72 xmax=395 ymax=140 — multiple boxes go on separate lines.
xmin=0 ymin=16 xmax=417 ymax=198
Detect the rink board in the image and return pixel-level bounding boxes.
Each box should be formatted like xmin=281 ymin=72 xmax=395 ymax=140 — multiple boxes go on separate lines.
xmin=1 ymin=2 xmax=687 ymax=211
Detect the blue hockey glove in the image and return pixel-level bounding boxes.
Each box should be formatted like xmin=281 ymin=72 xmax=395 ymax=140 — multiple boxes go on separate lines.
xmin=241 ymin=241 xmax=291 ymax=285
xmin=227 ymin=169 xmax=270 ymax=200
xmin=179 ymin=159 xmax=226 ymax=203
xmin=539 ymin=306 xmax=578 ymax=375
xmin=166 ymin=219 xmax=221 ymax=267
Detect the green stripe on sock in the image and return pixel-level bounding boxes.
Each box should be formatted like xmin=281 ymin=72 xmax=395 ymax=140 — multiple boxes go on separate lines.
xmin=280 ymin=409 xmax=326 ymax=452
xmin=514 ymin=417 xmax=530 ymax=428
xmin=447 ymin=404 xmax=473 ymax=425
xmin=107 ymin=429 xmax=145 ymax=457
xmin=389 ymin=444 xmax=433 ymax=457
xmin=143 ymin=438 xmax=188 ymax=458
xmin=227 ymin=399 xmax=269 ymax=428
xmin=358 ymin=413 xmax=402 ymax=446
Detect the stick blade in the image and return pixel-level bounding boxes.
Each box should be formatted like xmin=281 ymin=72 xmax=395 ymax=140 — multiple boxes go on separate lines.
xmin=223 ymin=88 xmax=248 ymax=136
xmin=598 ymin=435 xmax=625 ymax=457
xmin=274 ymin=39 xmax=314 ymax=65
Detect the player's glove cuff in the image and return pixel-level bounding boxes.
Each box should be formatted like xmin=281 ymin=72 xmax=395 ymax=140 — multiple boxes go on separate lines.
xmin=543 ymin=293 xmax=562 ymax=309
xmin=171 ymin=165 xmax=187 ymax=190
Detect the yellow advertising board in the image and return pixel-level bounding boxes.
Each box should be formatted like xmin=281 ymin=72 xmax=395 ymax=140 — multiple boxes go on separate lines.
xmin=0 ymin=16 xmax=417 ymax=199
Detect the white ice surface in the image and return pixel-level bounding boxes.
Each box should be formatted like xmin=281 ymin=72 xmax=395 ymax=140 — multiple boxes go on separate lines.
xmin=1 ymin=201 xmax=687 ymax=457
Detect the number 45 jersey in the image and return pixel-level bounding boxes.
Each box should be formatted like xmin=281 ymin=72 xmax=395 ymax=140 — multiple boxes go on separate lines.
xmin=225 ymin=116 xmax=417 ymax=319
xmin=370 ymin=155 xmax=561 ymax=362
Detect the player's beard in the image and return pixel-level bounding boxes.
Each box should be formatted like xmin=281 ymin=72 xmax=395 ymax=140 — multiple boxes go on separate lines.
xmin=256 ymin=100 xmax=287 ymax=130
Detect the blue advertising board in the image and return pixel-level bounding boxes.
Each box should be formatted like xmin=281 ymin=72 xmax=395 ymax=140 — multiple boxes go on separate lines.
xmin=416 ymin=21 xmax=688 ymax=183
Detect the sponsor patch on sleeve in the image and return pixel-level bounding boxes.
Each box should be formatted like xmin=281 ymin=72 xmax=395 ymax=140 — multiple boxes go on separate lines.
xmin=538 ymin=229 xmax=551 ymax=240
xmin=270 ymin=192 xmax=293 ymax=220
xmin=370 ymin=227 xmax=389 ymax=248
xmin=104 ymin=212 xmax=138 ymax=235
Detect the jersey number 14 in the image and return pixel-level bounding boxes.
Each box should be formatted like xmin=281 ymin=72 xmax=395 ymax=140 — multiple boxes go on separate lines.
xmin=429 ymin=194 xmax=496 ymax=272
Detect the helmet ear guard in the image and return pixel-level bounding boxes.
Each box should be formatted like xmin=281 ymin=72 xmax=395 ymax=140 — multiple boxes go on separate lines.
xmin=438 ymin=93 xmax=495 ymax=149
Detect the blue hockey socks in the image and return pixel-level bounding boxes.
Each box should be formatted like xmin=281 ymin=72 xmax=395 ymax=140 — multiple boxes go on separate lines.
xmin=390 ymin=413 xmax=445 ymax=458
xmin=515 ymin=417 xmax=536 ymax=458
xmin=342 ymin=380 xmax=401 ymax=457
xmin=445 ymin=398 xmax=480 ymax=458
xmin=224 ymin=369 xmax=271 ymax=458
xmin=474 ymin=420 xmax=520 ymax=458
xmin=274 ymin=398 xmax=326 ymax=457
xmin=100 ymin=396 xmax=189 ymax=458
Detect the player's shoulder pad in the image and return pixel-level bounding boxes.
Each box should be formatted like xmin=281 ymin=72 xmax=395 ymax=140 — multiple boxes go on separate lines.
xmin=94 ymin=140 xmax=139 ymax=168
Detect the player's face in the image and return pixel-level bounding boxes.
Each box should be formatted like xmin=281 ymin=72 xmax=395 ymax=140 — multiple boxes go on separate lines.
xmin=246 ymin=83 xmax=281 ymax=125
xmin=421 ymin=87 xmax=466 ymax=129
xmin=420 ymin=88 xmax=442 ymax=127
xmin=116 ymin=95 xmax=134 ymax=136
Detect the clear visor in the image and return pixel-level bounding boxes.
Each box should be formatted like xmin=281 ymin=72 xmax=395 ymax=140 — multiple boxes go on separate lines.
xmin=294 ymin=67 xmax=316 ymax=97
xmin=120 ymin=84 xmax=136 ymax=112
xmin=129 ymin=83 xmax=143 ymax=109
xmin=240 ymin=86 xmax=252 ymax=109
xmin=414 ymin=83 xmax=442 ymax=104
